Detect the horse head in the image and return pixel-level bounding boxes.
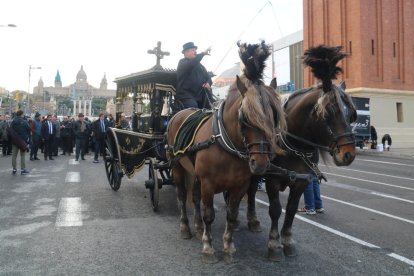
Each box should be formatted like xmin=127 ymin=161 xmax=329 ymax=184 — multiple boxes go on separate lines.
xmin=226 ymin=41 xmax=286 ymax=175
xmin=301 ymin=45 xmax=356 ymax=166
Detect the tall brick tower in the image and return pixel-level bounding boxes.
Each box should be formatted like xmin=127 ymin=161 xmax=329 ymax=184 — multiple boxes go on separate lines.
xmin=304 ymin=0 xmax=414 ymax=148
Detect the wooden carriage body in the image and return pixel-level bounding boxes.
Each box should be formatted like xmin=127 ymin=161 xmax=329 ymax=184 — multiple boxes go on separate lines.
xmin=104 ymin=45 xmax=177 ymax=211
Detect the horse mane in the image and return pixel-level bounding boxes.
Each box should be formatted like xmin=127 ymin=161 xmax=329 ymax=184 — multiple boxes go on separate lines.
xmin=302 ymin=45 xmax=347 ymax=93
xmin=237 ymin=40 xmax=270 ymax=82
xmin=302 ymin=45 xmax=351 ymax=120
xmin=225 ymin=40 xmax=286 ymax=153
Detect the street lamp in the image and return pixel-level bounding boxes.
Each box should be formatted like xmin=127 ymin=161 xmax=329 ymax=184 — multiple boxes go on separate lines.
xmin=28 ymin=65 xmax=41 ymax=115
xmin=0 ymin=24 xmax=17 ymax=28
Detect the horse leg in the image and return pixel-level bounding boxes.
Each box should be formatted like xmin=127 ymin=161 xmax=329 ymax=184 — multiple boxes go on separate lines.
xmin=247 ymin=176 xmax=262 ymax=232
xmin=223 ymin=193 xmax=242 ymax=260
xmin=192 ymin=178 xmax=203 ymax=240
xmin=281 ymin=185 xmax=304 ymax=257
xmin=201 ymin=191 xmax=218 ymax=263
xmin=266 ymin=178 xmax=284 ymax=261
xmin=174 ymin=165 xmax=192 ymax=239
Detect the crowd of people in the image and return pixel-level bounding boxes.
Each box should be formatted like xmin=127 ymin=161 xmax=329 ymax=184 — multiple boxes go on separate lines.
xmin=0 ymin=111 xmax=116 ymax=175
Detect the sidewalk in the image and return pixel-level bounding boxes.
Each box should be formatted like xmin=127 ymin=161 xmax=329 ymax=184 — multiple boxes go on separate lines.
xmin=356 ymin=147 xmax=414 ymax=159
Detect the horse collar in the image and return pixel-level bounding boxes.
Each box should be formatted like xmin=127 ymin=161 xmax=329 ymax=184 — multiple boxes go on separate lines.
xmin=212 ymin=101 xmax=249 ymax=160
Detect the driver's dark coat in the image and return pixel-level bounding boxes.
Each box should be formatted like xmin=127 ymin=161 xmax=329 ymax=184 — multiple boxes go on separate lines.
xmin=176 ymin=53 xmax=212 ymax=102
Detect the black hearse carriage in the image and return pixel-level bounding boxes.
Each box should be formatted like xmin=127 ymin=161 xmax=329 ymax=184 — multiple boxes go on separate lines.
xmin=104 ymin=42 xmax=176 ymax=211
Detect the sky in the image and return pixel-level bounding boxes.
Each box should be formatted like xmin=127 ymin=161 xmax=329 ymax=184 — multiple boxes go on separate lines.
xmin=0 ymin=0 xmax=303 ymax=93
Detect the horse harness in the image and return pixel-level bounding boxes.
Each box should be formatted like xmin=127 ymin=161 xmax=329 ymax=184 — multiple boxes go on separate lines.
xmin=170 ymin=100 xmax=271 ymax=162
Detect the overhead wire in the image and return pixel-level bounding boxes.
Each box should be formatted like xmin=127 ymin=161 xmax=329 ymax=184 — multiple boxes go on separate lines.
xmin=212 ymin=1 xmax=272 ymax=74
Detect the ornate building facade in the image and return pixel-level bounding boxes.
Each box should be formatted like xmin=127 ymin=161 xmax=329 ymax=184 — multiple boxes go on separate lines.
xmin=304 ymin=0 xmax=414 ymax=148
xmin=32 ymin=66 xmax=116 ymax=117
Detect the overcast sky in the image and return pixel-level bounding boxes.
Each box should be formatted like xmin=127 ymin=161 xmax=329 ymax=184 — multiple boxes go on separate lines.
xmin=0 ymin=0 xmax=303 ymax=93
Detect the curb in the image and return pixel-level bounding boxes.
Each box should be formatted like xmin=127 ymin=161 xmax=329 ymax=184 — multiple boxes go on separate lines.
xmin=356 ymin=149 xmax=414 ymax=159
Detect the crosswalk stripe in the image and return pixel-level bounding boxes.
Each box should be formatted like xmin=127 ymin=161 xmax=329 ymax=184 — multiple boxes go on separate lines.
xmin=55 ymin=197 xmax=82 ymax=227
xmin=65 ymin=172 xmax=80 ymax=182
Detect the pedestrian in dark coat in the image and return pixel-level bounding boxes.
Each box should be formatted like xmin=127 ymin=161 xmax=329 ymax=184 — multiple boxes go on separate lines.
xmin=92 ymin=113 xmax=109 ymax=163
xmin=73 ymin=113 xmax=89 ymax=161
xmin=10 ymin=110 xmax=31 ymax=175
xmin=41 ymin=114 xmax=56 ymax=160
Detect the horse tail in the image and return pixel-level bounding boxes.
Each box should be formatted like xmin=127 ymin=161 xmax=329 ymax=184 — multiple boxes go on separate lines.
xmin=302 ymin=45 xmax=348 ymax=93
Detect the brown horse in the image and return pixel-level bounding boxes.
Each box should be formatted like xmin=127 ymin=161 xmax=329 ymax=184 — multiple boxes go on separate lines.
xmin=245 ymin=45 xmax=357 ymax=261
xmin=166 ymin=42 xmax=286 ymax=263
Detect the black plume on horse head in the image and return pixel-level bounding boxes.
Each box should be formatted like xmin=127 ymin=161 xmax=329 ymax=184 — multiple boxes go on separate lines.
xmin=303 ymin=45 xmax=348 ymax=93
xmin=237 ymin=40 xmax=271 ymax=82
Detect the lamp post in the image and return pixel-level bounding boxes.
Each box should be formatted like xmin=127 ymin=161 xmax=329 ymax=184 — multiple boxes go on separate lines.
xmin=28 ymin=65 xmax=41 ymax=115
xmin=0 ymin=24 xmax=17 ymax=28
xmin=7 ymin=91 xmax=12 ymax=115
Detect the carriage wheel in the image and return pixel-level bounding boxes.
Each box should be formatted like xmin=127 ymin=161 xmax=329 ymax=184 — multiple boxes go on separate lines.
xmin=103 ymin=131 xmax=122 ymax=191
xmin=148 ymin=158 xmax=159 ymax=212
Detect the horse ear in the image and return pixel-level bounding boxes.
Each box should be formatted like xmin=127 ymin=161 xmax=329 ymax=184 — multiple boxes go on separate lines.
xmin=236 ymin=75 xmax=247 ymax=96
xmin=339 ymin=81 xmax=346 ymax=90
xmin=269 ymin=78 xmax=277 ymax=89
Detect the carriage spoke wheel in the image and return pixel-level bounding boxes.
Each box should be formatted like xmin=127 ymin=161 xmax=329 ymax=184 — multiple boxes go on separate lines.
xmin=148 ymin=158 xmax=159 ymax=212
xmin=103 ymin=133 xmax=122 ymax=191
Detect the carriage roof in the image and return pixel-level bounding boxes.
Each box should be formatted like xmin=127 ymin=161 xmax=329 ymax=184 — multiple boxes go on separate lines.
xmin=114 ymin=65 xmax=176 ymax=95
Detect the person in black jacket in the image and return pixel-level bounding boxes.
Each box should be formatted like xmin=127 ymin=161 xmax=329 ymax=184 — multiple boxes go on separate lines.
xmin=92 ymin=113 xmax=109 ymax=163
xmin=176 ymin=42 xmax=214 ymax=109
xmin=370 ymin=125 xmax=378 ymax=149
xmin=73 ymin=113 xmax=89 ymax=161
xmin=60 ymin=116 xmax=73 ymax=155
xmin=41 ymin=114 xmax=56 ymax=160
xmin=11 ymin=110 xmax=31 ymax=175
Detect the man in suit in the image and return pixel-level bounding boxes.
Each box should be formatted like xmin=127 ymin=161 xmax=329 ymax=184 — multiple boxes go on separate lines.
xmin=41 ymin=114 xmax=56 ymax=160
xmin=92 ymin=113 xmax=108 ymax=163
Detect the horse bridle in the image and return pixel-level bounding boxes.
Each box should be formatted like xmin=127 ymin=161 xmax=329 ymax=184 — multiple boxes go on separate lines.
xmin=238 ymin=108 xmax=272 ymax=157
xmin=211 ymin=101 xmax=271 ymax=161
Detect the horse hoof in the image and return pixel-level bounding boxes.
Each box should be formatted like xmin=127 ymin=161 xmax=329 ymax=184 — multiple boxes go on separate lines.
xmin=223 ymin=253 xmax=234 ymax=264
xmin=248 ymin=221 xmax=262 ymax=232
xmin=202 ymin=253 xmax=219 ymax=264
xmin=195 ymin=230 xmax=203 ymax=240
xmin=268 ymin=248 xmax=284 ymax=262
xmin=283 ymin=245 xmax=297 ymax=257
xmin=180 ymin=229 xmax=192 ymax=240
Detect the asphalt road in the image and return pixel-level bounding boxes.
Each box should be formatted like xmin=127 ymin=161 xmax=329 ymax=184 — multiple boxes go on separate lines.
xmin=0 ymin=151 xmax=413 ymax=275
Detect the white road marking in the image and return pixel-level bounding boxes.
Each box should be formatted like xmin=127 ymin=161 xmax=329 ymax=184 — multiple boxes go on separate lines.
xmin=65 ymin=172 xmax=80 ymax=182
xmin=255 ymin=198 xmax=414 ymax=267
xmin=387 ymin=253 xmax=414 ymax=267
xmin=323 ymin=181 xmax=414 ymax=204
xmin=55 ymin=197 xmax=82 ymax=227
xmin=322 ymin=195 xmax=414 ymax=224
xmin=69 ymin=159 xmax=79 ymax=165
xmin=358 ymin=159 xmax=414 ymax=167
xmin=319 ymin=165 xmax=414 ymax=182
xmin=323 ymin=172 xmax=414 ymax=191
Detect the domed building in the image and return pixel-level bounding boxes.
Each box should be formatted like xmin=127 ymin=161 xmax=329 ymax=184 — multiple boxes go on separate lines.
xmin=32 ymin=66 xmax=115 ymax=116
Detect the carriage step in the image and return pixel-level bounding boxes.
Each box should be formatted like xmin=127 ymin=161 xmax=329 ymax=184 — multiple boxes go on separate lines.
xmin=144 ymin=179 xmax=163 ymax=189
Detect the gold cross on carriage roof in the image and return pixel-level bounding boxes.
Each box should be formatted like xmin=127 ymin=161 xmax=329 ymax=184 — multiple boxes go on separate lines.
xmin=147 ymin=41 xmax=170 ymax=68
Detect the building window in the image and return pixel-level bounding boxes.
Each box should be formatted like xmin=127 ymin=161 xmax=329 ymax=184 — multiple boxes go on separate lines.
xmin=393 ymin=42 xmax=396 ymax=58
xmin=371 ymin=40 xmax=375 ymax=55
xmin=349 ymin=41 xmax=352 ymax=55
xmin=396 ymin=102 xmax=403 ymax=122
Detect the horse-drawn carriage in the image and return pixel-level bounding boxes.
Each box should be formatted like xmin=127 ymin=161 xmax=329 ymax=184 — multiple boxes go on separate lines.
xmin=103 ymin=44 xmax=177 ymax=211
xmin=103 ymin=41 xmax=358 ymax=262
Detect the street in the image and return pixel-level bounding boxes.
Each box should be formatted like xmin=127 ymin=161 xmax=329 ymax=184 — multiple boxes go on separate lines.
xmin=0 ymin=151 xmax=413 ymax=275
